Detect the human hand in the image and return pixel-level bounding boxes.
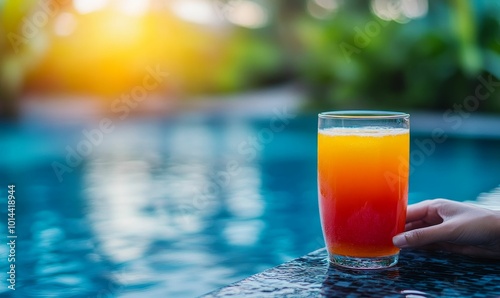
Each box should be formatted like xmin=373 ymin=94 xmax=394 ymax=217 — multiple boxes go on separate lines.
xmin=392 ymin=199 xmax=500 ymax=259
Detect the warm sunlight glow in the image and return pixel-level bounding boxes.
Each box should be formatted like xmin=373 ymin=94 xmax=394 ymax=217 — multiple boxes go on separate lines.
xmin=54 ymin=12 xmax=77 ymax=37
xmin=115 ymin=0 xmax=150 ymax=17
xmin=73 ymin=0 xmax=109 ymax=14
xmin=26 ymin=1 xmax=228 ymax=98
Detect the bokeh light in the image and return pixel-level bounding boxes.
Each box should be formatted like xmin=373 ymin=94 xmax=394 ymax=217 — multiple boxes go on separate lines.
xmin=370 ymin=0 xmax=428 ymax=23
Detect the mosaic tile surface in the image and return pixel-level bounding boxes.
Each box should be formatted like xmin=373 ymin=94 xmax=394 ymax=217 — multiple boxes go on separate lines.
xmin=203 ymin=248 xmax=500 ymax=297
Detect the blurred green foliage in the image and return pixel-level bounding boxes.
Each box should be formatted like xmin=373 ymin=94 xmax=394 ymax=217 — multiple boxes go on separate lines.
xmin=291 ymin=0 xmax=500 ymax=112
xmin=212 ymin=30 xmax=285 ymax=93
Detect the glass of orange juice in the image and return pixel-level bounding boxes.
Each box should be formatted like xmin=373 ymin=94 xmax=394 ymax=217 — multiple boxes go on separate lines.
xmin=318 ymin=111 xmax=410 ymax=269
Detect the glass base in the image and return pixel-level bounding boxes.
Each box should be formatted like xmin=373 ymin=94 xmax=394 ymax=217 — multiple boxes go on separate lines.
xmin=328 ymin=252 xmax=398 ymax=270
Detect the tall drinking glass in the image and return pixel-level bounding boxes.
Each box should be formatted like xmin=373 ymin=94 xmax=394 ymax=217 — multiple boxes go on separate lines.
xmin=318 ymin=111 xmax=410 ymax=269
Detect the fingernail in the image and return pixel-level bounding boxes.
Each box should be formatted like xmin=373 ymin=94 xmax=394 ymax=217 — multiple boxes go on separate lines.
xmin=393 ymin=233 xmax=408 ymax=248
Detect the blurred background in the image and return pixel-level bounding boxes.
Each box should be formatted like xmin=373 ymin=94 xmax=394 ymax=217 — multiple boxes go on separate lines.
xmin=1 ymin=0 xmax=500 ymax=297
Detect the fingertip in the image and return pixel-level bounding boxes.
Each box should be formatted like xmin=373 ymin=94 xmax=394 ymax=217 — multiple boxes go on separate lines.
xmin=393 ymin=233 xmax=409 ymax=248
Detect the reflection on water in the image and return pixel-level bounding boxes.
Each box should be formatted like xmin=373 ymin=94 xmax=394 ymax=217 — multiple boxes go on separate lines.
xmin=0 ymin=115 xmax=500 ymax=297
xmin=76 ymin=117 xmax=319 ymax=296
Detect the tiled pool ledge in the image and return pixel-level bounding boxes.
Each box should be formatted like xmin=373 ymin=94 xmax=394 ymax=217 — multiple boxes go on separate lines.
xmin=203 ymin=248 xmax=500 ymax=297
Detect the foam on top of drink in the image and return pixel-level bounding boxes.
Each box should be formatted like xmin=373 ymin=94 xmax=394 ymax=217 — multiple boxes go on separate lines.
xmin=319 ymin=127 xmax=409 ymax=137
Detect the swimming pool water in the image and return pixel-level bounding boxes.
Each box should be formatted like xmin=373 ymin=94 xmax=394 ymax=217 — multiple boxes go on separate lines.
xmin=0 ymin=115 xmax=499 ymax=297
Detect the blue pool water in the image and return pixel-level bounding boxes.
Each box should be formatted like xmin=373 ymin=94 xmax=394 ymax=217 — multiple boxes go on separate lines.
xmin=0 ymin=114 xmax=499 ymax=297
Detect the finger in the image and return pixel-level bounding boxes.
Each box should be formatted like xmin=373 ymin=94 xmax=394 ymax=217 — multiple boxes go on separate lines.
xmin=405 ymin=200 xmax=436 ymax=222
xmin=393 ymin=223 xmax=456 ymax=248
xmin=405 ymin=216 xmax=443 ymax=230
xmin=405 ymin=220 xmax=429 ymax=231
xmin=405 ymin=199 xmax=449 ymax=223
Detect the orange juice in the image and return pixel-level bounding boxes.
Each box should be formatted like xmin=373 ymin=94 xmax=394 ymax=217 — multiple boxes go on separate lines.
xmin=318 ymin=127 xmax=409 ymax=258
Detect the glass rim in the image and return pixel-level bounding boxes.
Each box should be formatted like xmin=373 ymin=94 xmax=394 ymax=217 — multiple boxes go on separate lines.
xmin=318 ymin=110 xmax=409 ymax=119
